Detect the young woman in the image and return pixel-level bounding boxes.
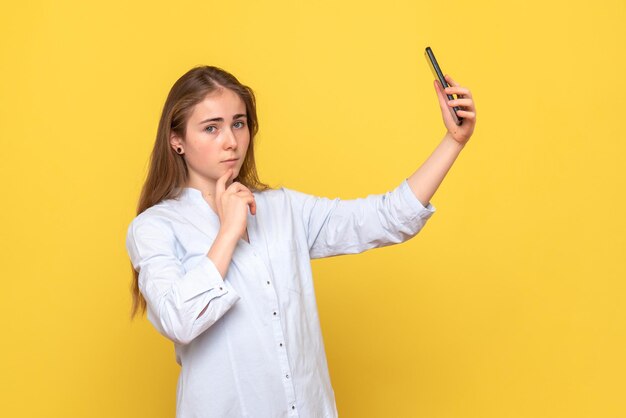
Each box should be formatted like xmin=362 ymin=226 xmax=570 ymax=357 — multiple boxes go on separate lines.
xmin=126 ymin=65 xmax=476 ymax=417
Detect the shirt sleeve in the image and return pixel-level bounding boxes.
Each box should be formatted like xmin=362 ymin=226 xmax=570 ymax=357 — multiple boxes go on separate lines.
xmin=283 ymin=178 xmax=437 ymax=259
xmin=126 ymin=214 xmax=240 ymax=345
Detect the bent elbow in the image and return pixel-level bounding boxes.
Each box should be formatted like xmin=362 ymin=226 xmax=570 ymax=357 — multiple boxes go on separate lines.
xmin=145 ymin=288 xmax=240 ymax=345
xmin=145 ymin=298 xmax=201 ymax=345
xmin=158 ymin=307 xmax=202 ymax=345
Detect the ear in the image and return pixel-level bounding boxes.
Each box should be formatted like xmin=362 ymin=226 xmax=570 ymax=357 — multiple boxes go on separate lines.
xmin=170 ymin=133 xmax=183 ymax=153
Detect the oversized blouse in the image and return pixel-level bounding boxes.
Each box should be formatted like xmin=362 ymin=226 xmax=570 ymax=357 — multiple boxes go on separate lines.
xmin=125 ymin=178 xmax=437 ymax=418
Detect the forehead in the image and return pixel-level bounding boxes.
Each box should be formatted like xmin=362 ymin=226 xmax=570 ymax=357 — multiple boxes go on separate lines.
xmin=189 ymin=88 xmax=245 ymax=120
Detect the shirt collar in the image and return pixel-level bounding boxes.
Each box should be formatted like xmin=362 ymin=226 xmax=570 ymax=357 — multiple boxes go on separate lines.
xmin=179 ymin=187 xmax=205 ymax=204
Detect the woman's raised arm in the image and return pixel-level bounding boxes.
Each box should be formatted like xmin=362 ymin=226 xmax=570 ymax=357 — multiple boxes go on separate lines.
xmin=408 ymin=74 xmax=476 ymax=205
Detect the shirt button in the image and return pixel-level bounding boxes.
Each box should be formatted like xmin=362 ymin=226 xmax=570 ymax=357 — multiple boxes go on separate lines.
xmin=285 ymin=374 xmax=289 ymax=379
xmin=279 ymin=343 xmax=283 ymax=347
xmin=273 ymin=311 xmax=277 ymax=316
xmin=292 ymin=406 xmax=295 ymax=410
xmin=266 ymin=280 xmax=270 ymax=285
xmin=219 ymin=287 xmax=223 ymax=290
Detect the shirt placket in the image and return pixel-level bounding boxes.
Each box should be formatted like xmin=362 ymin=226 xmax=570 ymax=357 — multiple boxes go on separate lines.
xmin=238 ymin=240 xmax=300 ymax=416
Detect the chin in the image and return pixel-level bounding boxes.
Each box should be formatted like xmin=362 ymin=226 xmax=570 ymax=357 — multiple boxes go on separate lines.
xmin=228 ymin=169 xmax=241 ymax=181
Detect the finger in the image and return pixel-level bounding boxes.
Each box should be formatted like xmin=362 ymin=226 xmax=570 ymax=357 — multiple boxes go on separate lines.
xmin=434 ymin=80 xmax=456 ymax=126
xmin=234 ymin=189 xmax=253 ymax=199
xmin=242 ymin=194 xmax=256 ymax=215
xmin=226 ymin=181 xmax=246 ymax=195
xmin=434 ymin=80 xmax=449 ymax=108
xmin=249 ymin=197 xmax=257 ymax=216
xmin=444 ymin=74 xmax=459 ymax=87
xmin=216 ymin=169 xmax=233 ymax=199
xmin=227 ymin=181 xmax=251 ymax=191
xmin=236 ymin=183 xmax=252 ymax=193
xmin=444 ymin=86 xmax=472 ymax=99
xmin=447 ymin=98 xmax=473 ymax=108
xmin=455 ymin=110 xmax=476 ymax=119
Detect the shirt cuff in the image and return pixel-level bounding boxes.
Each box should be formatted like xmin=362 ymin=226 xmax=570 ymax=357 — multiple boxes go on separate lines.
xmin=177 ymin=256 xmax=240 ymax=303
xmin=398 ymin=178 xmax=437 ymax=219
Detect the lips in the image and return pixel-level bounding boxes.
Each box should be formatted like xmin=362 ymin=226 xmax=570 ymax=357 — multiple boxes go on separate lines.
xmin=222 ymin=158 xmax=239 ymax=162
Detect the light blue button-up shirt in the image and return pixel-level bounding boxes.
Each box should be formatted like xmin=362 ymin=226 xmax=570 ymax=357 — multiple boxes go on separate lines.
xmin=125 ymin=178 xmax=436 ymax=418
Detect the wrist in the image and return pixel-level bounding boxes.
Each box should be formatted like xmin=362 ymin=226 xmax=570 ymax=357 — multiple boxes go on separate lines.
xmin=444 ymin=132 xmax=467 ymax=150
xmin=217 ymin=228 xmax=241 ymax=246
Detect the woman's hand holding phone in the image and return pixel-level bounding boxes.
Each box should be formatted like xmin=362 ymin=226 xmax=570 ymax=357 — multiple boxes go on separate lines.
xmin=425 ymin=47 xmax=476 ymax=145
xmin=433 ymin=74 xmax=476 ymax=145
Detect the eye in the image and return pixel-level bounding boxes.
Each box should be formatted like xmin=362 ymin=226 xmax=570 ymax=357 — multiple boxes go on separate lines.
xmin=204 ymin=125 xmax=217 ymax=134
xmin=233 ymin=121 xmax=245 ymax=129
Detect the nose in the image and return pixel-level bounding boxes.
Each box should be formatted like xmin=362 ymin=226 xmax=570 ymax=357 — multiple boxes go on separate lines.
xmin=223 ymin=127 xmax=237 ymax=150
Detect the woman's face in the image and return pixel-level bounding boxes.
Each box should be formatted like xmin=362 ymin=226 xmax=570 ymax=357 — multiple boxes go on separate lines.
xmin=172 ymin=88 xmax=250 ymax=187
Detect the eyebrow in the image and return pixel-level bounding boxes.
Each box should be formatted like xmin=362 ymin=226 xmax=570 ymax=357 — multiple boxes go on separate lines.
xmin=198 ymin=113 xmax=247 ymax=125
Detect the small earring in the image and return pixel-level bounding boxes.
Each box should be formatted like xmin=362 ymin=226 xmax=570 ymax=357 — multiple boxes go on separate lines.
xmin=176 ymin=147 xmax=183 ymax=154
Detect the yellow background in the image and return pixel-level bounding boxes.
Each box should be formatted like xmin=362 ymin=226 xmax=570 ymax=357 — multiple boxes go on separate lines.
xmin=1 ymin=0 xmax=624 ymax=417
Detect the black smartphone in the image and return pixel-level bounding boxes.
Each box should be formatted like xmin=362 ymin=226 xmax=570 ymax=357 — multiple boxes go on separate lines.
xmin=424 ymin=46 xmax=463 ymax=126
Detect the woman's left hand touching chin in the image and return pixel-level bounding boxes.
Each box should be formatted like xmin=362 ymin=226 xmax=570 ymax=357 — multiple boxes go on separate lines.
xmin=434 ymin=74 xmax=476 ymax=146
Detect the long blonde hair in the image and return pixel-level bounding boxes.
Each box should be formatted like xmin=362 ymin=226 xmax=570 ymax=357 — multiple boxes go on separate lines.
xmin=129 ymin=66 xmax=272 ymax=320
